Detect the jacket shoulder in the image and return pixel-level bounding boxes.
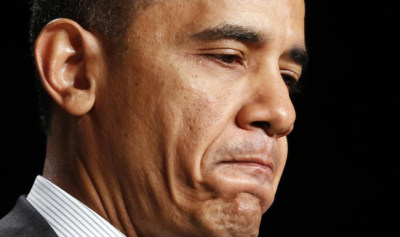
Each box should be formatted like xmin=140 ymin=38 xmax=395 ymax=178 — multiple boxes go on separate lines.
xmin=0 ymin=196 xmax=58 ymax=237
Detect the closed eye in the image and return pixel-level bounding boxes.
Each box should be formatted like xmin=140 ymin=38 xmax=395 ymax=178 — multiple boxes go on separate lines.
xmin=204 ymin=54 xmax=244 ymax=65
xmin=282 ymin=74 xmax=301 ymax=94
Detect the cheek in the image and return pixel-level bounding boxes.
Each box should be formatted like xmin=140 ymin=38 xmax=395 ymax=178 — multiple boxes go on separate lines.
xmin=167 ymin=90 xmax=232 ymax=180
xmin=153 ymin=68 xmax=241 ymax=202
xmin=155 ymin=58 xmax=239 ymax=176
xmin=181 ymin=94 xmax=224 ymax=140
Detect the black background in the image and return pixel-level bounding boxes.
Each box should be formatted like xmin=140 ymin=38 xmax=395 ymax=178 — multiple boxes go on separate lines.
xmin=1 ymin=1 xmax=399 ymax=236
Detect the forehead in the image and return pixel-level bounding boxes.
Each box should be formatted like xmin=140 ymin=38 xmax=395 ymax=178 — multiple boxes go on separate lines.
xmin=132 ymin=0 xmax=305 ymax=44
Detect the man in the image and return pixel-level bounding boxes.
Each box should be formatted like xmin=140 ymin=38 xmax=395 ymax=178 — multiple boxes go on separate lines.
xmin=0 ymin=0 xmax=307 ymax=236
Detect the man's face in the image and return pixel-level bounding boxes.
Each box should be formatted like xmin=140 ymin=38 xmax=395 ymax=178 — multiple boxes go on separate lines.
xmin=94 ymin=0 xmax=305 ymax=235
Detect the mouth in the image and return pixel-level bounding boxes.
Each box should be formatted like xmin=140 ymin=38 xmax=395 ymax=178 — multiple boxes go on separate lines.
xmin=220 ymin=159 xmax=273 ymax=171
xmin=217 ymin=158 xmax=274 ymax=182
xmin=204 ymin=157 xmax=276 ymax=210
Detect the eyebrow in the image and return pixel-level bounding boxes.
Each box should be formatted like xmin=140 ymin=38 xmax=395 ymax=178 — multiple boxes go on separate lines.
xmin=192 ymin=24 xmax=309 ymax=69
xmin=192 ymin=24 xmax=266 ymax=44
xmin=285 ymin=46 xmax=309 ymax=69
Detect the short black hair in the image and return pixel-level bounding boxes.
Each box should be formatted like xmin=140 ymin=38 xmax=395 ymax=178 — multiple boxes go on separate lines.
xmin=30 ymin=0 xmax=138 ymax=133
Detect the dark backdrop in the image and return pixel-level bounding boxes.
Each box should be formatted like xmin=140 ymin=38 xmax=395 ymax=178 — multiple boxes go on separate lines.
xmin=1 ymin=1 xmax=398 ymax=236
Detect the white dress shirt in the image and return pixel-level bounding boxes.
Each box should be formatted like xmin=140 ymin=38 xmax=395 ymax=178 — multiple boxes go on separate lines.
xmin=27 ymin=176 xmax=126 ymax=237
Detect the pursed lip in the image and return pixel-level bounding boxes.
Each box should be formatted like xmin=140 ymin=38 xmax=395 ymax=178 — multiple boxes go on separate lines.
xmin=220 ymin=158 xmax=273 ymax=170
xmin=218 ymin=156 xmax=274 ymax=177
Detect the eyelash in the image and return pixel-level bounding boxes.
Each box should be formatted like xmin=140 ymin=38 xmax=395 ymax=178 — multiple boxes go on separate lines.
xmin=282 ymin=74 xmax=301 ymax=94
xmin=204 ymin=54 xmax=244 ymax=65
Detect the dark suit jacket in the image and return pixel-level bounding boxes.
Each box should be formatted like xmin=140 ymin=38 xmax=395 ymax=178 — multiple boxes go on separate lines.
xmin=0 ymin=196 xmax=58 ymax=237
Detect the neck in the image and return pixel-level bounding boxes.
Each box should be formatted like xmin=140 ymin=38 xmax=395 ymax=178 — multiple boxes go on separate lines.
xmin=42 ymin=110 xmax=139 ymax=237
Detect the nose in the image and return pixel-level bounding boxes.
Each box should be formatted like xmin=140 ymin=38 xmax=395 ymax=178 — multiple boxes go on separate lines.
xmin=236 ymin=67 xmax=296 ymax=138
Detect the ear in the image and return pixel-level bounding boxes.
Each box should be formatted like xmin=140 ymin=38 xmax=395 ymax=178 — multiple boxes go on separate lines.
xmin=35 ymin=18 xmax=105 ymax=116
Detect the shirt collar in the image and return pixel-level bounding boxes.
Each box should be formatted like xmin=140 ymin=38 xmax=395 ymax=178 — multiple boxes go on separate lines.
xmin=27 ymin=176 xmax=126 ymax=237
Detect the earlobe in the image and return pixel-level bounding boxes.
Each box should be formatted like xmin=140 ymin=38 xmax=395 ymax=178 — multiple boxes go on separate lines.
xmin=35 ymin=18 xmax=103 ymax=116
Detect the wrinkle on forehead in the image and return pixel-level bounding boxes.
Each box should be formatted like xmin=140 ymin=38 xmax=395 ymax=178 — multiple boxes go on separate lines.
xmin=133 ymin=0 xmax=305 ymax=38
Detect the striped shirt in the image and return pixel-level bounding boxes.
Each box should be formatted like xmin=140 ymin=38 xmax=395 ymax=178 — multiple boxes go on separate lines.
xmin=27 ymin=176 xmax=126 ymax=237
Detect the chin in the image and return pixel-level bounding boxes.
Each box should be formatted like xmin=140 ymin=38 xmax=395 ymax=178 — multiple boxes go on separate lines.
xmin=192 ymin=192 xmax=264 ymax=237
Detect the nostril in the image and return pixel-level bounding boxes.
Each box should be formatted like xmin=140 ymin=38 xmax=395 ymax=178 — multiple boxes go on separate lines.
xmin=250 ymin=121 xmax=270 ymax=133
